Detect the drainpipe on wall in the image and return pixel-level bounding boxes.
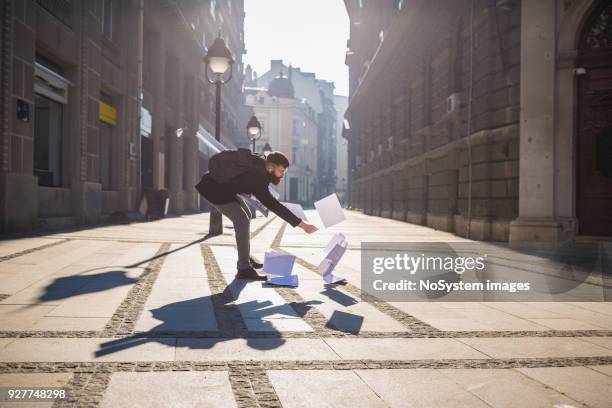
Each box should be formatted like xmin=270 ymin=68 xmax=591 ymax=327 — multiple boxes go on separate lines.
xmin=466 ymin=0 xmax=475 ymax=239
xmin=136 ymin=0 xmax=144 ymax=210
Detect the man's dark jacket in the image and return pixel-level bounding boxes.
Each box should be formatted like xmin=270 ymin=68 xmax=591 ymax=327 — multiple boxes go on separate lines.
xmin=195 ymin=153 xmax=301 ymax=228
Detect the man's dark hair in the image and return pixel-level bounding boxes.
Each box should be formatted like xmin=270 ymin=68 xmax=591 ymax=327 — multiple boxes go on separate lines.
xmin=266 ymin=151 xmax=290 ymax=168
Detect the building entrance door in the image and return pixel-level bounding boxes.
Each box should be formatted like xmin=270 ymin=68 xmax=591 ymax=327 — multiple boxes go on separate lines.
xmin=576 ymin=2 xmax=612 ymax=236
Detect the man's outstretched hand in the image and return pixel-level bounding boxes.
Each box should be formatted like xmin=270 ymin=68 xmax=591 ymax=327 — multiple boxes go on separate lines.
xmin=298 ymin=220 xmax=318 ymax=234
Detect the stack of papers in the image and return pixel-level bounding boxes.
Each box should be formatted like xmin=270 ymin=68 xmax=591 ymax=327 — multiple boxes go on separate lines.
xmin=263 ymin=250 xmax=299 ymax=287
xmin=318 ymin=233 xmax=347 ymax=284
xmin=314 ymin=194 xmax=346 ymax=228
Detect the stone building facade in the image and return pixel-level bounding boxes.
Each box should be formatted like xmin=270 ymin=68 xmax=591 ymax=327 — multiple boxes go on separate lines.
xmin=244 ymin=74 xmax=319 ymax=205
xmin=343 ymin=0 xmax=612 ymax=241
xmin=0 ymin=0 xmax=249 ymax=232
xmin=246 ymin=60 xmax=339 ymax=201
xmin=334 ymin=95 xmax=349 ymax=206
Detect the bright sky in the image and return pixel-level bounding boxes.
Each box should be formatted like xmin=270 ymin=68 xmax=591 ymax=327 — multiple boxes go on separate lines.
xmin=243 ymin=0 xmax=350 ymax=96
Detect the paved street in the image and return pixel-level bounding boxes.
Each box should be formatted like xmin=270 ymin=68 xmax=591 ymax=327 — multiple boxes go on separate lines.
xmin=0 ymin=210 xmax=611 ymax=407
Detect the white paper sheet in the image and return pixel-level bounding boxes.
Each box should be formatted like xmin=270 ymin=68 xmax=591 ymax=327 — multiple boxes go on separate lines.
xmin=323 ymin=273 xmax=346 ymax=284
xmin=317 ymin=241 xmax=348 ymax=282
xmin=238 ymin=194 xmax=268 ymax=217
xmin=324 ymin=233 xmax=346 ymax=254
xmin=281 ymin=202 xmax=307 ymax=221
xmin=314 ymin=193 xmax=346 ymax=228
xmin=262 ymin=250 xmax=296 ymax=276
xmin=267 ymin=274 xmax=299 ymax=287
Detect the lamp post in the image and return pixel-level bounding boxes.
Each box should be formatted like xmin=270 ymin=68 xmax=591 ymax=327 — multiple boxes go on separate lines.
xmin=204 ymin=34 xmax=234 ymax=236
xmin=262 ymin=142 xmax=272 ymax=157
xmin=305 ymin=165 xmax=312 ymax=206
xmin=247 ymin=115 xmax=262 ymax=152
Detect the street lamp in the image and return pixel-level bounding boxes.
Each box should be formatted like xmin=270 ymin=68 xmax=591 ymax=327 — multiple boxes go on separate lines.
xmin=247 ymin=115 xmax=262 ymax=152
xmin=204 ymin=34 xmax=234 ymax=236
xmin=305 ymin=165 xmax=312 ymax=206
xmin=262 ymin=142 xmax=272 ymax=157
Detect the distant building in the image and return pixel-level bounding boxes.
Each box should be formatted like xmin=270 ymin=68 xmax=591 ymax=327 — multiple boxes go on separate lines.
xmin=0 ymin=0 xmax=249 ymax=232
xmin=343 ymin=0 xmax=612 ymax=241
xmin=246 ymin=60 xmax=338 ymax=200
xmin=245 ymin=72 xmax=318 ymax=205
xmin=334 ymin=95 xmax=349 ymax=206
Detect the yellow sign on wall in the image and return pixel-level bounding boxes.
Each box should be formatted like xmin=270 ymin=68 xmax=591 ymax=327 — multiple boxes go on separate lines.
xmin=99 ymin=101 xmax=116 ymax=125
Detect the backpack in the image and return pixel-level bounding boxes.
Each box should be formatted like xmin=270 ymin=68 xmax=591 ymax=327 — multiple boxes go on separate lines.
xmin=207 ymin=148 xmax=263 ymax=184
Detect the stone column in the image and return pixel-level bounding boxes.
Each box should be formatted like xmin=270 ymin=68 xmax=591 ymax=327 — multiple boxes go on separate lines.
xmin=150 ymin=32 xmax=165 ymax=190
xmin=509 ymin=0 xmax=561 ymax=242
xmin=0 ymin=0 xmax=39 ymax=232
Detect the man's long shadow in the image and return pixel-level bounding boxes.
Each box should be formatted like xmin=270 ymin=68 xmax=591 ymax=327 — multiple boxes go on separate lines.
xmin=94 ymin=280 xmax=324 ymax=357
xmin=20 ymin=235 xmax=220 ymax=311
xmin=124 ymin=233 xmax=219 ymax=268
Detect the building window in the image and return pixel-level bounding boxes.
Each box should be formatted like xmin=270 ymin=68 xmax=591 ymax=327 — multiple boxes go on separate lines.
xmin=292 ymin=119 xmax=299 ymax=136
xmin=34 ymin=95 xmax=63 ymax=187
xmin=582 ymin=3 xmax=612 ymax=49
xmin=102 ymin=0 xmax=113 ymax=39
xmin=210 ymin=0 xmax=217 ymax=20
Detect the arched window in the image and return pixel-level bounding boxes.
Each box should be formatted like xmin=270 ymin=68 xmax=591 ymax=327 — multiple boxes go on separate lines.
xmin=582 ymin=3 xmax=612 ymax=49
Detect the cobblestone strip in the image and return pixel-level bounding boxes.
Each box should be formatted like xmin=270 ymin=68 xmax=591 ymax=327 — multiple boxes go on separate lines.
xmin=2 ymin=356 xmax=611 ymax=375
xmin=53 ymin=370 xmax=112 ymax=408
xmin=1 ymin=328 xmax=611 ymax=339
xmin=270 ymin=223 xmax=439 ymax=334
xmin=200 ymin=244 xmax=248 ymax=337
xmin=228 ymin=365 xmax=260 ymax=407
xmin=101 ymin=242 xmax=171 ymax=336
xmin=243 ymin=367 xmax=283 ymax=408
xmin=0 ymin=239 xmax=70 ymax=262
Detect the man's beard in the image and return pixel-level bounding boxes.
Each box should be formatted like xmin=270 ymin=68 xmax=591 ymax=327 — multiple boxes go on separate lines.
xmin=267 ymin=171 xmax=282 ymax=185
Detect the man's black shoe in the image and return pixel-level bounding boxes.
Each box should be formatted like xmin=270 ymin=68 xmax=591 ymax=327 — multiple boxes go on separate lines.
xmin=236 ymin=266 xmax=268 ymax=281
xmin=249 ymin=256 xmax=263 ymax=269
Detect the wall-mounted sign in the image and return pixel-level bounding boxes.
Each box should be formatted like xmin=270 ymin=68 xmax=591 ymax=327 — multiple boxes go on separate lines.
xmin=140 ymin=107 xmax=152 ymax=136
xmin=99 ymin=101 xmax=116 ymax=125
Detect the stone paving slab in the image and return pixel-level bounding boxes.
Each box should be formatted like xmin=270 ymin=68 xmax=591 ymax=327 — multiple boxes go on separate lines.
xmin=0 ymin=305 xmax=58 ymax=331
xmin=134 ymin=305 xmax=218 ymax=332
xmin=29 ymin=316 xmax=109 ymax=332
xmin=0 ymin=372 xmax=73 ymax=408
xmin=0 ymin=237 xmax=66 ymax=258
xmin=99 ymin=371 xmax=236 ymax=408
xmin=517 ymin=366 xmax=612 ymax=408
xmin=587 ymin=365 xmax=612 ymax=376
xmin=437 ymin=368 xmax=587 ymax=408
xmin=355 ymin=368 xmax=493 ymax=407
xmin=324 ymin=337 xmax=489 ymax=360
xmin=267 ymin=369 xmax=387 ymax=408
xmin=458 ymin=337 xmax=612 ymax=359
xmin=579 ymin=336 xmax=612 ymax=351
xmin=0 ymin=338 xmax=177 ymax=362
xmin=175 ymin=338 xmax=340 ymax=361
